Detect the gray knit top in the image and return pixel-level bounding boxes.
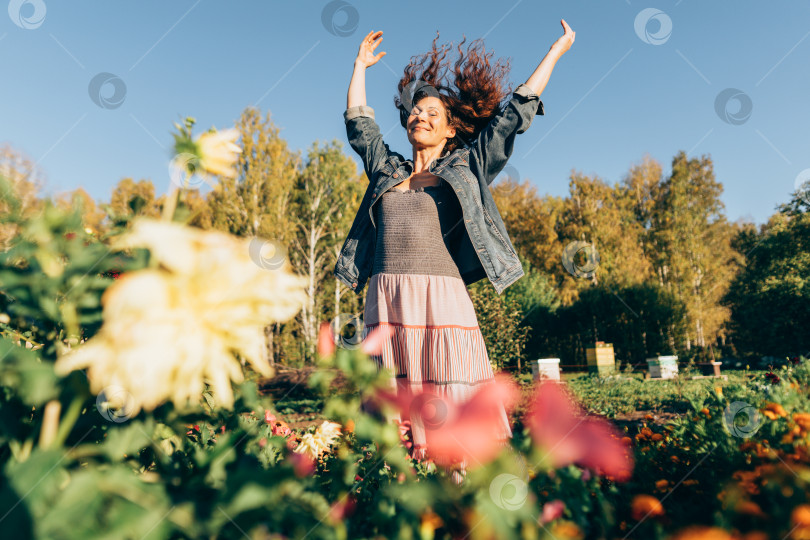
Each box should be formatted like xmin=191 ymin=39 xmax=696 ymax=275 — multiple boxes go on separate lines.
xmin=371 ymin=178 xmax=465 ymax=279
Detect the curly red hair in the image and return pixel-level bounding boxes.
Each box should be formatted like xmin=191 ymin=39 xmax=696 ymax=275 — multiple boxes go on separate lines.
xmin=395 ymin=32 xmax=514 ymax=154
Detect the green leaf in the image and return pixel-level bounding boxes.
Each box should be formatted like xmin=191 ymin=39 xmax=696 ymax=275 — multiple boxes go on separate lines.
xmin=100 ymin=417 xmax=156 ymax=461
xmin=0 ymin=337 xmax=59 ymax=406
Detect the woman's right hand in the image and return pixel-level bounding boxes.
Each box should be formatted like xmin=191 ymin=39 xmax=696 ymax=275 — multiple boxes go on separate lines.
xmin=355 ymin=30 xmax=386 ymax=68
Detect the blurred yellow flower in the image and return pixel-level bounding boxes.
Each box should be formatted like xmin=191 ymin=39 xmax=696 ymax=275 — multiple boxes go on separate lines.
xmin=294 ymin=421 xmax=342 ymax=460
xmin=54 ymin=218 xmax=308 ymax=414
xmin=314 ymin=420 xmax=342 ymax=445
xmin=294 ymin=433 xmax=328 ymax=460
xmin=196 ymin=128 xmax=241 ymax=179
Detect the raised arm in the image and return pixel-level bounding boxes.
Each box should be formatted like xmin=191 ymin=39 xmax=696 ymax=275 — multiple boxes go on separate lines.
xmin=468 ymin=19 xmax=575 ymax=186
xmin=344 ymin=30 xmax=394 ymax=183
xmin=347 ymin=30 xmax=386 ymax=108
xmin=524 ymin=19 xmax=575 ymax=97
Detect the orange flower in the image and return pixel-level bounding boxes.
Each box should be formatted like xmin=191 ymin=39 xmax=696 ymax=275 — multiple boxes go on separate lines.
xmin=733 ymin=470 xmax=761 ymax=495
xmin=344 ymin=418 xmax=355 ymax=434
xmin=631 ymin=495 xmax=664 ymax=521
xmin=735 ymin=500 xmax=767 ymax=518
xmin=793 ymin=413 xmax=810 ymax=433
xmin=621 ymin=436 xmax=633 ymax=446
xmin=549 ymin=521 xmax=584 ymax=540
xmin=641 ymin=427 xmax=653 ymax=437
xmin=655 ymin=479 xmax=670 ymax=491
xmin=763 ymin=402 xmax=787 ymax=420
xmin=790 ymin=527 xmax=810 ymax=540
xmin=739 ymin=441 xmax=757 ymax=452
xmin=651 ymin=433 xmax=664 ymax=442
xmin=420 ymin=508 xmax=443 ymax=537
xmin=700 ymin=407 xmax=711 ymax=417
xmin=668 ymin=526 xmax=732 ymax=540
xmin=754 ymin=443 xmax=776 ymax=459
xmin=793 ymin=505 xmax=810 ymax=527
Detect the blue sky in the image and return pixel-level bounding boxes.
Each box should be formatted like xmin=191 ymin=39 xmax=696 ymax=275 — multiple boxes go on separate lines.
xmin=1 ymin=0 xmax=808 ymax=225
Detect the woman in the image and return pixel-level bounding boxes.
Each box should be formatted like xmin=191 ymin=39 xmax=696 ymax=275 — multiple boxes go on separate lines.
xmin=339 ymin=21 xmax=574 ymax=482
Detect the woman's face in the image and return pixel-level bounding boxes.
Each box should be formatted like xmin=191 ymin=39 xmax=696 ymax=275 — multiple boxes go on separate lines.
xmin=406 ymin=96 xmax=456 ymax=149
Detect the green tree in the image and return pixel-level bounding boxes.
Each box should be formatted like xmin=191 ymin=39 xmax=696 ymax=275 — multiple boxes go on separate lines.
xmin=0 ymin=144 xmax=45 ymax=251
xmin=649 ymin=151 xmax=740 ymax=350
xmin=491 ymin=178 xmax=566 ymax=297
xmin=551 ymin=282 xmax=688 ymax=368
xmin=289 ymin=141 xmax=359 ymax=363
xmin=557 ymin=171 xmax=652 ymax=291
xmin=205 ymin=107 xmax=300 ymax=240
xmin=202 ymin=107 xmax=302 ymax=365
xmin=468 ymin=277 xmax=530 ymax=373
xmin=107 ymin=178 xmax=162 ymax=224
xmin=724 ymin=199 xmax=810 ymax=357
xmin=503 ymin=253 xmax=561 ymax=365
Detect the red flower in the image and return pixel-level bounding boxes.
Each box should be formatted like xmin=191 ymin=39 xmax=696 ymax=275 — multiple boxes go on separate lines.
xmin=290 ymin=451 xmax=315 ymax=477
xmin=361 ymin=324 xmax=394 ymax=356
xmin=376 ymin=373 xmax=520 ymax=468
xmin=524 ymin=381 xmax=633 ymax=481
xmin=397 ymin=420 xmax=414 ymax=451
xmin=329 ymin=495 xmax=356 ymax=522
xmin=765 ymin=372 xmax=780 ymax=384
xmin=271 ymin=419 xmax=291 ymax=438
xmin=317 ymin=321 xmax=336 ymax=358
xmin=540 ymin=500 xmax=565 ymax=524
xmin=264 ymin=410 xmax=276 ymax=424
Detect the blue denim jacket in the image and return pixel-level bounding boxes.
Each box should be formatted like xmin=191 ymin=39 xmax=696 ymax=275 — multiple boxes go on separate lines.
xmin=335 ymin=83 xmax=544 ymax=295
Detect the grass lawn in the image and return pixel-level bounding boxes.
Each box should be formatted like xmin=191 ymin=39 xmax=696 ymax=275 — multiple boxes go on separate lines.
xmin=263 ymin=366 xmax=755 ymax=431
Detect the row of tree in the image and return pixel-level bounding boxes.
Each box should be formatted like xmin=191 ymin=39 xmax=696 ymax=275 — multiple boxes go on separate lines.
xmin=1 ymin=105 xmax=807 ymax=370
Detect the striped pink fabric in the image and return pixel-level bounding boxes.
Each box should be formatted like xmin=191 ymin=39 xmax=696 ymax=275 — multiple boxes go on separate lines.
xmin=362 ymin=272 xmax=513 ymax=473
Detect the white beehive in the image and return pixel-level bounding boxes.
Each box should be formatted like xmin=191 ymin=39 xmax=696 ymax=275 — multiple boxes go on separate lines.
xmin=647 ymin=356 xmax=679 ymax=379
xmin=531 ymin=358 xmax=561 ymax=381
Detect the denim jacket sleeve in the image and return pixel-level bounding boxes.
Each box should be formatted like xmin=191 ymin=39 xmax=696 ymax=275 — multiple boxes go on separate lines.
xmin=468 ymin=83 xmax=544 ymax=186
xmin=343 ymin=105 xmax=393 ymax=183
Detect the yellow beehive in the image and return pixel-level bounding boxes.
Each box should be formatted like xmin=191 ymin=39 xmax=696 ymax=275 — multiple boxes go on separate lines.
xmin=586 ymin=342 xmax=615 ymax=375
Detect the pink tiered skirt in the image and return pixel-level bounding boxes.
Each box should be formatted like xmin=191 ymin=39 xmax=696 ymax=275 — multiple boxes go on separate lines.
xmin=361 ymin=272 xmax=513 ymax=473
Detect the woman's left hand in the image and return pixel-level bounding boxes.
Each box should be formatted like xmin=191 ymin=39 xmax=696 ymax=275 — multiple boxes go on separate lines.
xmin=550 ymin=19 xmax=575 ymax=56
